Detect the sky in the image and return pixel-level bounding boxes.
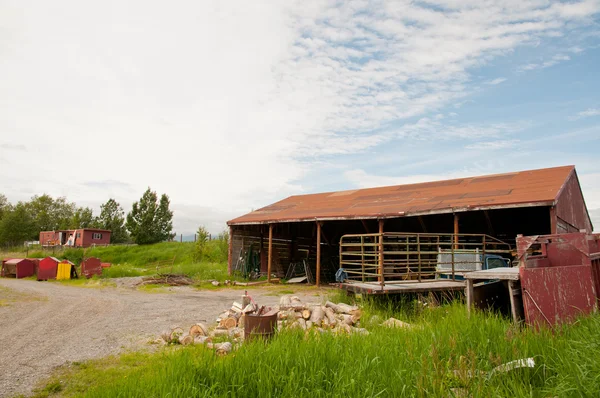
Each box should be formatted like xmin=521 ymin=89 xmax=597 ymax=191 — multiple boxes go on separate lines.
xmin=1 ymin=0 xmax=599 ymax=235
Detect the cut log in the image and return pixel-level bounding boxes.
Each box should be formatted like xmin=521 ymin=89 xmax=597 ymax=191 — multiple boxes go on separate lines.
xmin=211 ymin=328 xmax=229 ymax=337
xmin=231 ymin=302 xmax=243 ymax=312
xmin=301 ymin=309 xmax=311 ymax=319
xmin=219 ymin=317 xmax=237 ymax=329
xmin=306 ymin=320 xmax=313 ymax=329
xmin=180 ymin=334 xmax=194 ymax=345
xmin=170 ymin=327 xmax=184 ymax=342
xmin=323 ymin=307 xmax=337 ymax=326
xmin=160 ymin=329 xmax=172 ymax=343
xmin=352 ymin=327 xmax=370 ymax=335
xmin=194 ymin=335 xmax=212 ymax=344
xmin=279 ymin=304 xmax=309 ymax=311
xmin=351 ymin=309 xmax=362 ymax=324
xmin=309 ymin=306 xmax=324 ymax=324
xmin=228 ymin=327 xmax=244 ymax=338
xmin=340 ymin=314 xmax=353 ymax=326
xmin=279 ymin=296 xmax=291 ymax=306
xmin=297 ymin=318 xmax=307 ymax=330
xmin=290 ymin=296 xmax=302 ymax=305
xmin=325 ymin=301 xmax=359 ymax=314
xmin=211 ymin=281 xmax=220 ymax=286
xmin=189 ymin=323 xmax=208 ymax=337
xmin=382 ymin=317 xmax=412 ymax=329
xmin=215 ymin=342 xmax=233 ymax=355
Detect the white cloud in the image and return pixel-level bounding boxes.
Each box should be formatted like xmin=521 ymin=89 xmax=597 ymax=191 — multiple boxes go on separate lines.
xmin=0 ymin=0 xmax=598 ymax=233
xmin=465 ymin=140 xmax=520 ymax=150
xmin=486 ymin=77 xmax=507 ymax=85
xmin=518 ymin=54 xmax=571 ymax=71
xmin=570 ymin=108 xmax=600 ymax=120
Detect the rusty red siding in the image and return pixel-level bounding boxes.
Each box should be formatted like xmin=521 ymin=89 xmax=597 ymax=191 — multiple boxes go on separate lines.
xmin=554 ymin=170 xmax=593 ymax=233
xmin=80 ymin=229 xmax=111 ymax=247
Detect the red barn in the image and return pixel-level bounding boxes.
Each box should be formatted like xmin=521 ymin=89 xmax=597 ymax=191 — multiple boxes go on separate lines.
xmin=39 ymin=228 xmax=111 ymax=248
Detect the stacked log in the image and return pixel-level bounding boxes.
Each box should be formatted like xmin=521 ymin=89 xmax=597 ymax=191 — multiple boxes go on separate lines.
xmin=277 ymin=296 xmax=368 ymax=335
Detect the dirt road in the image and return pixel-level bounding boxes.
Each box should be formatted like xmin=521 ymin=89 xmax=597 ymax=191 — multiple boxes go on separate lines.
xmin=0 ymin=279 xmax=323 ymax=397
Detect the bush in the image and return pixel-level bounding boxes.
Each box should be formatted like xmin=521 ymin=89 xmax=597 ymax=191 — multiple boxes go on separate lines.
xmin=194 ymin=230 xmax=228 ymax=263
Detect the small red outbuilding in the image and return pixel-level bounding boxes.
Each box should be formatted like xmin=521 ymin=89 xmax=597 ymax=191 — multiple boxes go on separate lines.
xmin=38 ymin=257 xmax=60 ymax=281
xmin=81 ymin=257 xmax=103 ymax=278
xmin=1 ymin=258 xmax=35 ymax=278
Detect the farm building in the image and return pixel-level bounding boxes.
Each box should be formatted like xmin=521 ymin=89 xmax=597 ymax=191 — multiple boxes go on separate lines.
xmin=227 ymin=165 xmax=593 ymax=285
xmin=39 ymin=228 xmax=111 ymax=248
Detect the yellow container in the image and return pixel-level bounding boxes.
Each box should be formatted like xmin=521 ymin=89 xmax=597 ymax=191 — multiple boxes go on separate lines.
xmin=56 ymin=262 xmax=72 ymax=280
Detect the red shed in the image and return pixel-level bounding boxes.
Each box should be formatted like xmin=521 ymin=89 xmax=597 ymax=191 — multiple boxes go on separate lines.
xmin=81 ymin=257 xmax=103 ymax=278
xmin=1 ymin=258 xmax=35 ymax=278
xmin=38 ymin=257 xmax=60 ymax=281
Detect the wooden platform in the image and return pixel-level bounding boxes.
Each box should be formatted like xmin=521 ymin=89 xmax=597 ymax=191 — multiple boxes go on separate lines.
xmin=340 ymin=280 xmax=465 ymax=295
xmin=464 ymin=267 xmax=519 ymax=281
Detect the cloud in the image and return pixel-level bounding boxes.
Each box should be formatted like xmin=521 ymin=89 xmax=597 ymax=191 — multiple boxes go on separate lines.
xmin=518 ymin=54 xmax=571 ymax=71
xmin=486 ymin=78 xmax=507 ymax=85
xmin=570 ymin=108 xmax=600 ymax=120
xmin=0 ymin=0 xmax=599 ymax=233
xmin=0 ymin=143 xmax=26 ymax=151
xmin=465 ymin=140 xmax=520 ymax=150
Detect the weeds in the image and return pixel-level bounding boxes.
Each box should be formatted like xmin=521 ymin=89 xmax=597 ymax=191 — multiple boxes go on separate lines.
xmin=33 ymin=301 xmax=600 ymax=397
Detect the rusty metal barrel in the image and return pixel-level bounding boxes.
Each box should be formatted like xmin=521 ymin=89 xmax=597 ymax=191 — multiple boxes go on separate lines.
xmin=244 ymin=313 xmax=277 ymax=340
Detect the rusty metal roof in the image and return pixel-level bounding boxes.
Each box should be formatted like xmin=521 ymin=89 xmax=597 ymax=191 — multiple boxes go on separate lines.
xmin=228 ymin=165 xmax=576 ymax=225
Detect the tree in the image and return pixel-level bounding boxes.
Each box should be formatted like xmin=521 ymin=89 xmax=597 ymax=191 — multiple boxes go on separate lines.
xmin=126 ymin=188 xmax=175 ymax=244
xmin=0 ymin=202 xmax=36 ymax=246
xmin=70 ymin=207 xmax=98 ymax=229
xmin=0 ymin=194 xmax=10 ymax=222
xmin=26 ymin=194 xmax=76 ymax=235
xmin=97 ymin=199 xmax=129 ymax=243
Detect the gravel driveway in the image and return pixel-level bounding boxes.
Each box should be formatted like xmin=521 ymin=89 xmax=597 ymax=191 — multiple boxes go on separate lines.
xmin=0 ymin=279 xmax=324 ymax=397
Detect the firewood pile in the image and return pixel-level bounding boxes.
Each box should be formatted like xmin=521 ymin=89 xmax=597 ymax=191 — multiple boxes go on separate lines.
xmin=138 ymin=274 xmax=194 ymax=286
xmin=277 ymin=296 xmax=369 ymax=335
xmin=158 ymin=294 xmax=369 ymax=355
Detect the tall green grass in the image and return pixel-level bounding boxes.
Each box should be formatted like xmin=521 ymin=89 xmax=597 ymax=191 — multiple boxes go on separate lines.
xmin=35 ymin=303 xmax=600 ymax=397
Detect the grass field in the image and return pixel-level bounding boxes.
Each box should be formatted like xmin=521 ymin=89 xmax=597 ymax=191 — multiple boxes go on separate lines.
xmin=31 ymin=294 xmax=600 ymax=398
xmin=1 ymin=242 xmax=231 ymax=283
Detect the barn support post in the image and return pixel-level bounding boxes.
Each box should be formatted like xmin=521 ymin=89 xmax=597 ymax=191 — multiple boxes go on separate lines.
xmin=267 ymin=224 xmax=273 ymax=283
xmin=378 ymin=219 xmax=384 ymax=286
xmin=316 ymin=221 xmax=322 ymax=286
xmin=549 ymin=207 xmax=557 ymax=234
xmin=452 ymin=213 xmax=459 ymax=281
xmin=227 ymin=226 xmax=233 ymax=275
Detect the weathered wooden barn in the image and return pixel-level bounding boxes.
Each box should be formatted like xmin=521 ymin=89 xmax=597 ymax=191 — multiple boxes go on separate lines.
xmin=227 ymin=165 xmax=593 ymax=285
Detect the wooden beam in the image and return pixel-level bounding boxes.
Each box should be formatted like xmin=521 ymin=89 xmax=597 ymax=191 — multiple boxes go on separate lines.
xmin=378 ymin=219 xmax=384 ymax=285
xmin=361 ymin=220 xmax=371 ymax=233
xmin=316 ymin=222 xmax=322 ymax=286
xmin=483 ymin=210 xmax=495 ymax=236
xmin=319 ymin=223 xmax=331 ymax=246
xmin=453 ymin=213 xmax=459 ymax=248
xmin=418 ymin=216 xmax=427 ymax=233
xmin=466 ymin=279 xmax=474 ymax=317
xmin=549 ymin=206 xmax=557 ymax=234
xmin=267 ymin=224 xmax=273 ymax=283
xmin=227 ymin=226 xmax=233 ymax=275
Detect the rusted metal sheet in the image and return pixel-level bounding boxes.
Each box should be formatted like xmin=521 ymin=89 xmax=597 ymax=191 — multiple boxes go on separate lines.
xmin=554 ymin=170 xmax=594 ymax=233
xmin=81 ymin=257 xmax=102 ymax=278
xmin=520 ymin=265 xmax=597 ymax=327
xmin=229 ymin=165 xmax=575 ymax=225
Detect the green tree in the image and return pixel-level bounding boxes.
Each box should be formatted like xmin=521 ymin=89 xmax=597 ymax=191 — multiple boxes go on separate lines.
xmin=0 ymin=194 xmax=10 ymax=222
xmin=70 ymin=207 xmax=98 ymax=229
xmin=98 ymin=199 xmax=129 ymax=243
xmin=26 ymin=194 xmax=76 ymax=235
xmin=0 ymin=202 xmax=36 ymax=245
xmin=126 ymin=188 xmax=175 ymax=244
